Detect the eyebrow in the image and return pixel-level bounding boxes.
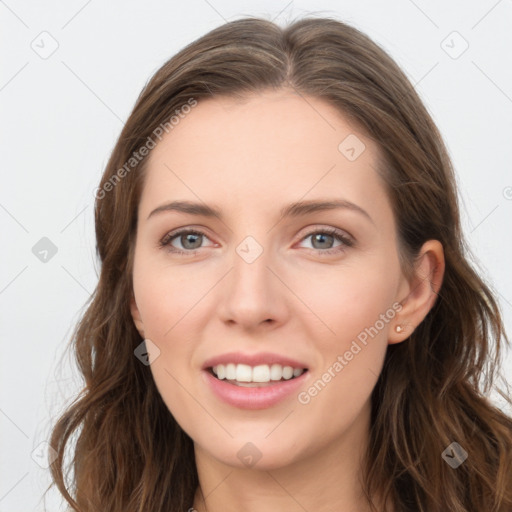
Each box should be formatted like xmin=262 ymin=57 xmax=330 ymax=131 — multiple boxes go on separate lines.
xmin=147 ymin=198 xmax=374 ymax=224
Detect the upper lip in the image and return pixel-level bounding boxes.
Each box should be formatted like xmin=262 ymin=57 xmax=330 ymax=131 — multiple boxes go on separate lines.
xmin=202 ymin=351 xmax=309 ymax=370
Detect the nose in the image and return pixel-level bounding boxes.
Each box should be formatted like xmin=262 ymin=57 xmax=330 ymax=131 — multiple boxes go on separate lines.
xmin=217 ymin=235 xmax=290 ymax=331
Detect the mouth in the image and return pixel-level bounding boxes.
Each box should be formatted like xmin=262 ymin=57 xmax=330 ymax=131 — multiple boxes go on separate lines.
xmin=208 ymin=363 xmax=308 ymax=387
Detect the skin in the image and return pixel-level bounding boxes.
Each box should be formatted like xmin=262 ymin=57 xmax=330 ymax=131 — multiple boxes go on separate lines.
xmin=130 ymin=89 xmax=445 ymax=512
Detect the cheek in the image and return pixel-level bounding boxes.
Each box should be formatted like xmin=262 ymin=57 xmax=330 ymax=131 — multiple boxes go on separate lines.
xmin=289 ymin=258 xmax=398 ymax=412
xmin=132 ymin=250 xmax=213 ymax=340
xmin=131 ymin=252 xmax=214 ymax=404
xmin=132 ymin=265 xmax=201 ymax=424
xmin=292 ymin=258 xmax=399 ymax=347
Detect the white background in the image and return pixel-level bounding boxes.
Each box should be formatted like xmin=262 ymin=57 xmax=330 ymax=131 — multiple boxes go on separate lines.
xmin=1 ymin=1 xmax=511 ymax=510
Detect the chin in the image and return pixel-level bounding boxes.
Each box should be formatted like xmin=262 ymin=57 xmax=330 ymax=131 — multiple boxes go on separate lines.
xmin=197 ymin=435 xmax=307 ymax=471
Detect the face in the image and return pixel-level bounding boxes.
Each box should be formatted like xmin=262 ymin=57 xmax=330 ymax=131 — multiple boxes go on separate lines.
xmin=130 ymin=89 xmax=410 ymax=470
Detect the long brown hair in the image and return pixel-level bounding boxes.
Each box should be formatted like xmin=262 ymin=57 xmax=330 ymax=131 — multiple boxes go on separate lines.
xmin=46 ymin=16 xmax=512 ymax=512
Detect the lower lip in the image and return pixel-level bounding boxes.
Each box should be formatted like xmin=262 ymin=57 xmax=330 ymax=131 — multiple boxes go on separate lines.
xmin=203 ymin=370 xmax=309 ymax=410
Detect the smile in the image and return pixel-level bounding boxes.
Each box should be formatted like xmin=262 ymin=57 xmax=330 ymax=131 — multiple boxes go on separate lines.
xmin=203 ymin=366 xmax=309 ymax=409
xmin=211 ymin=363 xmax=306 ymax=386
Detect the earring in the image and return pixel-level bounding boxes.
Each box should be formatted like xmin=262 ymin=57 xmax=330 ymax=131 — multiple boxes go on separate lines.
xmin=395 ymin=325 xmax=403 ymax=333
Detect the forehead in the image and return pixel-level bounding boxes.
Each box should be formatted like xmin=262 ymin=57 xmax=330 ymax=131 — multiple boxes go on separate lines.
xmin=139 ymin=90 xmax=391 ymax=224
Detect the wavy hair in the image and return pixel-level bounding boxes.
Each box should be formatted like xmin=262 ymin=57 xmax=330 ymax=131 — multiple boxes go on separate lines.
xmin=46 ymin=15 xmax=512 ymax=512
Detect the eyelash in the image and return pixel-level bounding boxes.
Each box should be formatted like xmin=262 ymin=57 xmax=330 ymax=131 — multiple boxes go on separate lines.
xmin=158 ymin=227 xmax=354 ymax=257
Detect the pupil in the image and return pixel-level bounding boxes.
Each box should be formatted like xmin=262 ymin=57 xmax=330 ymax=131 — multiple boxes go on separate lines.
xmin=313 ymin=233 xmax=332 ymax=249
xmin=183 ymin=233 xmax=201 ymax=249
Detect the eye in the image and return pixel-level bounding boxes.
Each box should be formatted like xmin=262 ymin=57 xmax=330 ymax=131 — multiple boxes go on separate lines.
xmin=159 ymin=229 xmax=215 ymax=255
xmin=159 ymin=227 xmax=354 ymax=256
xmin=297 ymin=227 xmax=354 ymax=256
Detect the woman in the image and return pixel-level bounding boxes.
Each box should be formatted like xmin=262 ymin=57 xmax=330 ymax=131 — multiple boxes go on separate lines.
xmin=47 ymin=16 xmax=512 ymax=512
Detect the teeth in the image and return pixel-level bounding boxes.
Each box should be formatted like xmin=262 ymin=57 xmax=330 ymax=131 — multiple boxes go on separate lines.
xmin=216 ymin=364 xmax=226 ymax=380
xmin=252 ymin=364 xmax=270 ymax=382
xmin=270 ymin=364 xmax=282 ymax=381
xmin=236 ymin=364 xmax=252 ymax=382
xmin=211 ymin=363 xmax=305 ymax=383
xmin=225 ymin=363 xmax=236 ymax=380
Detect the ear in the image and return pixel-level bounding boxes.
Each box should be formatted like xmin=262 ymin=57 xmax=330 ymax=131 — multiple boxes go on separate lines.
xmin=130 ymin=293 xmax=145 ymax=339
xmin=389 ymin=239 xmax=445 ymax=344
